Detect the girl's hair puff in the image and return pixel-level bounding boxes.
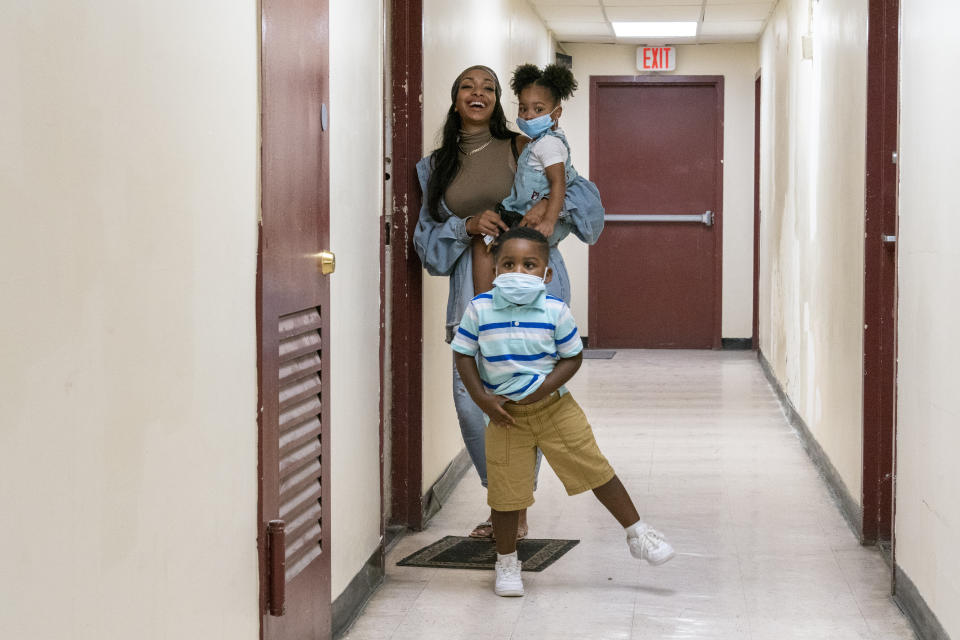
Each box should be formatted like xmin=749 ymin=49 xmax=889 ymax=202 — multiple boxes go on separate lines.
xmin=509 ymin=63 xmax=578 ymax=105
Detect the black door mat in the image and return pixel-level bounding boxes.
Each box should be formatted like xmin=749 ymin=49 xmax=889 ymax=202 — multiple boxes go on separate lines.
xmin=582 ymin=349 xmax=616 ymax=359
xmin=396 ymin=536 xmax=579 ymax=572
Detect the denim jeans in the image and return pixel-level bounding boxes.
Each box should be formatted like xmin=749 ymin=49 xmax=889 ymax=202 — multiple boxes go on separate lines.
xmin=452 ymin=355 xmax=542 ymax=489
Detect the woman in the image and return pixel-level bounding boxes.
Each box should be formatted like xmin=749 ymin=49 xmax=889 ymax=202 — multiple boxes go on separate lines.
xmin=413 ymin=64 xmax=603 ymax=539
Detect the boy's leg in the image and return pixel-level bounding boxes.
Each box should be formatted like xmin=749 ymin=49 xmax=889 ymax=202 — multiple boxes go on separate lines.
xmin=591 ymin=475 xmax=640 ymax=527
xmin=492 ymin=509 xmax=521 ymax=555
xmin=470 ymin=236 xmax=495 ymax=295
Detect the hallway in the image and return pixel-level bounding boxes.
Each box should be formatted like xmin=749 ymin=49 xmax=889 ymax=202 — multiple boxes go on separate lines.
xmin=345 ymin=351 xmax=915 ymax=640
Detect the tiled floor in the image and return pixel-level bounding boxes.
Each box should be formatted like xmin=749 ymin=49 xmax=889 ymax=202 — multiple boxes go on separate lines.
xmin=344 ymin=351 xmax=916 ymax=640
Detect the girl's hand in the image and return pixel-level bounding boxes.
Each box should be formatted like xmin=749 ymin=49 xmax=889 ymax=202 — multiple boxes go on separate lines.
xmin=466 ymin=210 xmax=509 ymax=237
xmin=520 ymin=199 xmax=556 ymax=238
xmin=476 ymin=393 xmax=516 ymax=427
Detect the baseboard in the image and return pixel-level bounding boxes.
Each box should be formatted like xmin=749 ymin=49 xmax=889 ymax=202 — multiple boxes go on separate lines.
xmin=757 ymin=350 xmax=864 ymax=540
xmin=722 ymin=337 xmax=753 ymax=350
xmin=894 ymin=565 xmax=953 ymax=640
xmin=332 ymin=544 xmax=384 ymax=639
xmin=422 ymin=447 xmax=473 ymax=525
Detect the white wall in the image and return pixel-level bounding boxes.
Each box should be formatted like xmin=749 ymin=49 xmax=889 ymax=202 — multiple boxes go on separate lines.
xmin=558 ymin=42 xmax=757 ymax=338
xmin=420 ymin=0 xmax=555 ymax=490
xmin=329 ymin=0 xmax=384 ymax=599
xmin=895 ymin=1 xmax=960 ymax=636
xmin=0 ymin=2 xmax=260 ymax=638
xmin=757 ymin=0 xmax=868 ymax=502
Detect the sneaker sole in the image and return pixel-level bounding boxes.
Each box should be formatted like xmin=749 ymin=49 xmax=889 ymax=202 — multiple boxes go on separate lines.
xmin=645 ymin=549 xmax=676 ymax=566
xmin=495 ymin=588 xmax=525 ymax=597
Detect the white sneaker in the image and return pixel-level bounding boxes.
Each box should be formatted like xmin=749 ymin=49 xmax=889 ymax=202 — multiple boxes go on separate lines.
xmin=494 ymin=553 xmax=524 ymax=597
xmin=628 ymin=526 xmax=675 ymax=565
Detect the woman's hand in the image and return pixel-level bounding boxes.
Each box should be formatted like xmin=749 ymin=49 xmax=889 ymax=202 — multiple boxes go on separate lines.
xmin=520 ymin=198 xmax=558 ymax=238
xmin=466 ymin=210 xmax=509 ymax=237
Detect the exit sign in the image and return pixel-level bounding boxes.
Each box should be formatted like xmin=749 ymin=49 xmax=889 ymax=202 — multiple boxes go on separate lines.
xmin=637 ymin=46 xmax=676 ymax=72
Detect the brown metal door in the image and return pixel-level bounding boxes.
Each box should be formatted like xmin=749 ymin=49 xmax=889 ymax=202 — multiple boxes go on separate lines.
xmin=259 ymin=0 xmax=332 ymax=636
xmin=588 ymin=76 xmax=723 ymax=349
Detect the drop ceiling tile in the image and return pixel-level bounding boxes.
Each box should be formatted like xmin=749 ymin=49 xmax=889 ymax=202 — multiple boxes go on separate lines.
xmin=546 ymin=20 xmax=615 ymax=37
xmin=704 ymin=3 xmax=773 ymax=21
xmin=699 ymin=20 xmax=764 ymax=36
xmin=536 ymin=5 xmax=607 ymax=22
xmin=603 ymin=0 xmax=700 ymax=5
xmin=605 ymin=5 xmax=702 ymax=20
xmin=531 ymin=0 xmax=601 ymax=5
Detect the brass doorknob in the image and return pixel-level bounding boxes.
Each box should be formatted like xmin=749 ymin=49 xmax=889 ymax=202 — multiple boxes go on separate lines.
xmin=318 ymin=251 xmax=336 ymax=275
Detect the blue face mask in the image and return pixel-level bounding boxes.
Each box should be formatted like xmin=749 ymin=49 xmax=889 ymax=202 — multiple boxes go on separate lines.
xmin=493 ymin=270 xmax=549 ymax=305
xmin=516 ymin=107 xmax=559 ymax=140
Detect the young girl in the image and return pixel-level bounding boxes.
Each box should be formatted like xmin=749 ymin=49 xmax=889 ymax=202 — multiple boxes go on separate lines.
xmin=470 ymin=63 xmax=593 ymax=296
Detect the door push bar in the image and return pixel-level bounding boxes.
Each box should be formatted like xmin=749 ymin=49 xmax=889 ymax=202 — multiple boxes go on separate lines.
xmin=604 ymin=211 xmax=714 ymax=227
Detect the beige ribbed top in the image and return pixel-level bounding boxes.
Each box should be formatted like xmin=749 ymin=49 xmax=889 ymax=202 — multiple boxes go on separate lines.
xmin=444 ymin=130 xmax=516 ymax=219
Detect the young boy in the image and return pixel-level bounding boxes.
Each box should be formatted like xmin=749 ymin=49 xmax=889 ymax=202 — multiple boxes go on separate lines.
xmin=452 ymin=227 xmax=675 ymax=597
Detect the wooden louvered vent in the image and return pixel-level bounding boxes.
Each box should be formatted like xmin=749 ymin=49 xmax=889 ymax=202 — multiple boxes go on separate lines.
xmin=277 ymin=307 xmax=324 ymax=582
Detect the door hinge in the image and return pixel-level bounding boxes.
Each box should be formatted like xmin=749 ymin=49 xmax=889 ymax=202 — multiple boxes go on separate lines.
xmin=891 ymin=151 xmax=898 ymax=164
xmin=267 ymin=520 xmax=286 ymax=616
xmin=385 ymin=220 xmax=391 ymax=246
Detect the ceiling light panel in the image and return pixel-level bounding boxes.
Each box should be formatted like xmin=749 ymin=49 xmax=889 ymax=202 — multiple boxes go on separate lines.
xmin=605 ymin=5 xmax=702 ymax=21
xmin=612 ymin=21 xmax=698 ymax=37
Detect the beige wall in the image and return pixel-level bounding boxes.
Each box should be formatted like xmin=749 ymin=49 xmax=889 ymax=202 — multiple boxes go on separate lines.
xmin=420 ymin=0 xmax=555 ymax=490
xmin=558 ymin=42 xmax=757 ymax=338
xmin=329 ymin=0 xmax=385 ymax=599
xmin=895 ymin=1 xmax=960 ymax=636
xmin=0 ymin=2 xmax=260 ymax=638
xmin=756 ymin=0 xmax=868 ymax=502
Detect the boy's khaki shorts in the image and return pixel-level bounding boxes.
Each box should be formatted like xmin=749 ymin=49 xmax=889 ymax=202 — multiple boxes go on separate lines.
xmin=485 ymin=391 xmax=615 ymax=511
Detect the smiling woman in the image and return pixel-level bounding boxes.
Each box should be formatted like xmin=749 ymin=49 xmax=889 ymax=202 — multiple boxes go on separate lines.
xmin=413 ymin=64 xmax=605 ymax=542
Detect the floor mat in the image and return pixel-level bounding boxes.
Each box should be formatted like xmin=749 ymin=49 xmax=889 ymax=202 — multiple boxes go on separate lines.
xmin=396 ymin=536 xmax=579 ymax=572
xmin=582 ymin=349 xmax=616 ymax=359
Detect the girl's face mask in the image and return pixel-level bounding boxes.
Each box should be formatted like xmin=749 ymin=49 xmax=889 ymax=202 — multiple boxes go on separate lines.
xmin=516 ymin=106 xmax=558 ymax=140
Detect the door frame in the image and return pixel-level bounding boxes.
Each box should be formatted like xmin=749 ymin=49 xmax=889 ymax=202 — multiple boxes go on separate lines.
xmin=387 ymin=0 xmax=424 ymax=530
xmin=753 ymin=72 xmax=761 ymax=351
xmin=587 ymin=75 xmax=724 ymax=350
xmin=861 ymin=0 xmax=900 ymax=547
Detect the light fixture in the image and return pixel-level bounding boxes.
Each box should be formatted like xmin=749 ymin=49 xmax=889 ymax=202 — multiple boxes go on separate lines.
xmin=612 ymin=21 xmax=698 ymax=38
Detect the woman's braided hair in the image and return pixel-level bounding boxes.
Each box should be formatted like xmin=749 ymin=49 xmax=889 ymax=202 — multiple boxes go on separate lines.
xmin=509 ymin=63 xmax=578 ymax=103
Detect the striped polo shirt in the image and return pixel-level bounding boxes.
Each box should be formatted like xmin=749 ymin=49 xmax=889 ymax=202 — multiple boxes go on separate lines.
xmin=451 ymin=287 xmax=583 ymax=401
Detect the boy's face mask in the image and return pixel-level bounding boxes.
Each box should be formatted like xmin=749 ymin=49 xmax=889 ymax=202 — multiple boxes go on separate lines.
xmin=493 ymin=269 xmax=549 ymax=305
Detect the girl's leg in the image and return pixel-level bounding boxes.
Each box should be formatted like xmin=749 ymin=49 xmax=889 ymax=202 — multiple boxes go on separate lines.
xmin=492 ymin=509 xmax=521 ymax=555
xmin=591 ymin=475 xmax=640 ymax=527
xmin=471 ymin=236 xmax=495 ymax=295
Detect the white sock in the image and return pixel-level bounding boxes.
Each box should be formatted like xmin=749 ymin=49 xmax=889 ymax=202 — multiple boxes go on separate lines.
xmin=497 ymin=551 xmax=518 ymax=562
xmin=625 ymin=520 xmax=648 ymax=539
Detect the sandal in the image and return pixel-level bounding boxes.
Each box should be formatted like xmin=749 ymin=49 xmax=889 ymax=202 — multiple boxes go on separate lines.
xmin=516 ymin=523 xmax=528 ymax=541
xmin=469 ymin=521 xmax=494 ymax=538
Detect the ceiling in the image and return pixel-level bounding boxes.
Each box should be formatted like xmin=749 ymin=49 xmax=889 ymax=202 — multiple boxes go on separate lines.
xmin=528 ymin=0 xmax=778 ymax=45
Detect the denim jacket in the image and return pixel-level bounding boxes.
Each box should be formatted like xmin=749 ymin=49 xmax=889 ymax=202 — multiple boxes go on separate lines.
xmin=413 ymin=152 xmax=605 ymax=341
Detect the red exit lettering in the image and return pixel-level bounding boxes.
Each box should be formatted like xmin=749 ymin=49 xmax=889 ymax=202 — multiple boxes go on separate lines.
xmin=640 ymin=47 xmax=674 ymax=71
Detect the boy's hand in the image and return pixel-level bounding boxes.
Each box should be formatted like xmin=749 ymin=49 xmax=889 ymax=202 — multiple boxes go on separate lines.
xmin=476 ymin=393 xmax=516 ymax=427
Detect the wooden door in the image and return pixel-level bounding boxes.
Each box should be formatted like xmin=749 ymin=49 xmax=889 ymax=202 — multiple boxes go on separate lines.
xmin=862 ymin=0 xmax=899 ymax=547
xmin=258 ymin=0 xmax=332 ymax=636
xmin=588 ymin=76 xmax=723 ymax=349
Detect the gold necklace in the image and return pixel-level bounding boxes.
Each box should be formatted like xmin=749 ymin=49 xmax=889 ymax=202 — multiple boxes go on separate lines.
xmin=460 ymin=139 xmax=493 ymax=156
